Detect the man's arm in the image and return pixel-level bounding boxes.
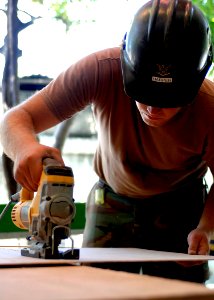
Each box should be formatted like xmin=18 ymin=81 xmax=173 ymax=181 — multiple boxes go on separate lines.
xmin=0 ymin=93 xmax=64 ymax=191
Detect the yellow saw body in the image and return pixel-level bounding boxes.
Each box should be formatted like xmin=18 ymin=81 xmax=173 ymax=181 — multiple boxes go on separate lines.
xmin=10 ymin=158 xmax=79 ymax=259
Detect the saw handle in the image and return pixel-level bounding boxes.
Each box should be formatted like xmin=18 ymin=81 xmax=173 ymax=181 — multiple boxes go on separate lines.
xmin=42 ymin=157 xmax=63 ymax=167
xmin=12 ymin=158 xmax=61 ymax=203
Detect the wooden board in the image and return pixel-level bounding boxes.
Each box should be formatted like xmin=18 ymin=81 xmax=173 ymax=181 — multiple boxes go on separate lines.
xmin=1 ymin=247 xmax=214 ymax=267
xmin=1 ymin=265 xmax=214 ymax=300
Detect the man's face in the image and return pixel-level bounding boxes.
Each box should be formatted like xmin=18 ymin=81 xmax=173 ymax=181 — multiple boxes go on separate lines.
xmin=136 ymin=102 xmax=182 ymax=127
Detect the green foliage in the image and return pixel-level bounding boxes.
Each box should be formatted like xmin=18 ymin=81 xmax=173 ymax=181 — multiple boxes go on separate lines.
xmin=32 ymin=0 xmax=96 ymax=31
xmin=192 ymin=0 xmax=214 ymax=46
xmin=50 ymin=0 xmax=73 ymax=31
xmin=192 ymin=0 xmax=214 ymax=75
xmin=32 ymin=0 xmax=43 ymax=4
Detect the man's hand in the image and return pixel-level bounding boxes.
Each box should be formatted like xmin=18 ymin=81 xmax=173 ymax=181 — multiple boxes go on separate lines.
xmin=176 ymin=228 xmax=210 ymax=267
xmin=187 ymin=228 xmax=210 ymax=255
xmin=13 ymin=143 xmax=64 ymax=192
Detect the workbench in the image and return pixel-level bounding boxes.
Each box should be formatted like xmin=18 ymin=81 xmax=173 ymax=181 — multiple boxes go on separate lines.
xmin=2 ymin=265 xmax=214 ymax=300
xmin=1 ymin=247 xmax=214 ymax=299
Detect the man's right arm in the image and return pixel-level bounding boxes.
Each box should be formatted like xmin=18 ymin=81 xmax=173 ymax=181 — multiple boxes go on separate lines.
xmin=0 ymin=93 xmax=64 ymax=191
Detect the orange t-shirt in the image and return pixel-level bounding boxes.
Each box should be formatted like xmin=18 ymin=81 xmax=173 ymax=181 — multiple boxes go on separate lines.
xmin=41 ymin=47 xmax=214 ymax=198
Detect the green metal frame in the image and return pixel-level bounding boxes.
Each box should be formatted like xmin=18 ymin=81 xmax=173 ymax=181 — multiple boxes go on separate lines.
xmin=0 ymin=203 xmax=86 ymax=233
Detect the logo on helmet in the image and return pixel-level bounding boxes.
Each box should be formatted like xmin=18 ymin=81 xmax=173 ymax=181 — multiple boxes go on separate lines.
xmin=152 ymin=64 xmax=173 ymax=83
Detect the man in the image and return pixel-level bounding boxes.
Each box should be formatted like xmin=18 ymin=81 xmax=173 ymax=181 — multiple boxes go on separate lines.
xmin=0 ymin=0 xmax=214 ymax=283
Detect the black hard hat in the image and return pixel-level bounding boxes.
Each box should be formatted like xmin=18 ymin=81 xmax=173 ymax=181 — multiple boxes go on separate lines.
xmin=121 ymin=0 xmax=213 ymax=108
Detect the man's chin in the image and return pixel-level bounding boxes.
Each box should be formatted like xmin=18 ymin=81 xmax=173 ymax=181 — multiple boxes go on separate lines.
xmin=141 ymin=116 xmax=166 ymax=127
